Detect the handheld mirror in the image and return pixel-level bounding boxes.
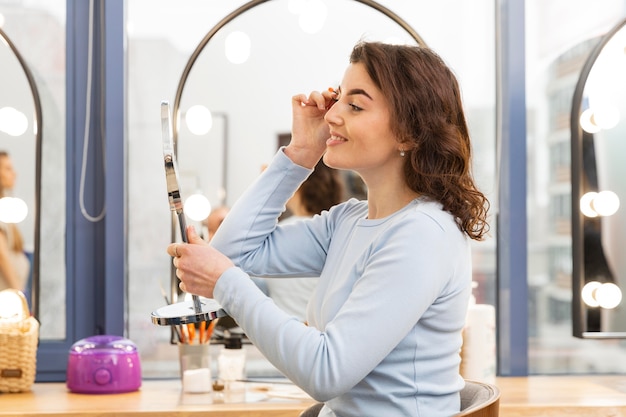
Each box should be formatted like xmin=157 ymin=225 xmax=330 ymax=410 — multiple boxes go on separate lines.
xmin=151 ymin=101 xmax=227 ymax=326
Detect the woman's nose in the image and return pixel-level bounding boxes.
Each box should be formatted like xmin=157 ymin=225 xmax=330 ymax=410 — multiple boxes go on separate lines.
xmin=324 ymin=102 xmax=341 ymax=125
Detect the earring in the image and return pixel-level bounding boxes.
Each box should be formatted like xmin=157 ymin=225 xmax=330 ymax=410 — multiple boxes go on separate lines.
xmin=400 ymin=150 xmax=406 ymax=157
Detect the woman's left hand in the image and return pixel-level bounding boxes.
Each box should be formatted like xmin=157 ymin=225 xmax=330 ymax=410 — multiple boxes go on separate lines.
xmin=284 ymin=89 xmax=335 ymax=169
xmin=167 ymin=226 xmax=234 ymax=299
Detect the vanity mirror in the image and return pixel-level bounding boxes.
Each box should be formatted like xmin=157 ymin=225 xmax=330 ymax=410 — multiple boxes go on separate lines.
xmin=571 ymin=18 xmax=626 ymax=338
xmin=0 ymin=27 xmax=42 ymax=318
xmin=168 ymin=0 xmax=426 ymax=304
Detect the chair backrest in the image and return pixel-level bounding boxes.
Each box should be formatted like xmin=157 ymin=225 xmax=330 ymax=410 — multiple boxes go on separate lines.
xmin=455 ymin=379 xmax=500 ymax=417
xmin=298 ymin=402 xmax=324 ymax=417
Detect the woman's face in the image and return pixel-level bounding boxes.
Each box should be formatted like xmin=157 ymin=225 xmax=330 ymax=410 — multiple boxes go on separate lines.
xmin=0 ymin=155 xmax=16 ymax=191
xmin=322 ymin=63 xmax=402 ymax=180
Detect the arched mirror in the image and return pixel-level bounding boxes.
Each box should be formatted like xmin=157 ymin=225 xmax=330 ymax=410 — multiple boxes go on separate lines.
xmin=571 ymin=18 xmax=626 ymax=338
xmin=169 ymin=0 xmax=426 ymax=303
xmin=0 ymin=27 xmax=42 ymax=318
xmin=1 ymin=2 xmax=68 ymax=353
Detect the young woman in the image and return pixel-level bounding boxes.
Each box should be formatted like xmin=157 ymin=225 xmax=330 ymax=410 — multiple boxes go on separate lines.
xmin=169 ymin=41 xmax=489 ymax=417
xmin=0 ymin=151 xmax=30 ymax=291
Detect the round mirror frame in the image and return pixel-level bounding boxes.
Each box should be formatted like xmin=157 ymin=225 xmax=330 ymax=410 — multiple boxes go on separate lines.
xmin=570 ymin=18 xmax=626 ymax=338
xmin=0 ymin=27 xmax=43 ymax=319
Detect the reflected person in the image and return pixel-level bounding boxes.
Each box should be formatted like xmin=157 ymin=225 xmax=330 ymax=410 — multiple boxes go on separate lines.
xmin=0 ymin=151 xmax=30 ymax=291
xmin=169 ymin=42 xmax=489 ymax=417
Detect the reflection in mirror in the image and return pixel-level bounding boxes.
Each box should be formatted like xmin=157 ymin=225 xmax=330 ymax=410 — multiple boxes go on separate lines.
xmin=172 ymin=0 xmax=425 ymax=303
xmin=0 ymin=27 xmax=41 ymax=319
xmin=0 ymin=3 xmax=67 ymax=341
xmin=571 ymin=19 xmax=626 ymax=337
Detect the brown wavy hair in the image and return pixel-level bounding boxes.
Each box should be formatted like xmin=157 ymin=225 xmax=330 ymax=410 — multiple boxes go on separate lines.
xmin=300 ymin=160 xmax=344 ymax=215
xmin=350 ymin=42 xmax=489 ymax=240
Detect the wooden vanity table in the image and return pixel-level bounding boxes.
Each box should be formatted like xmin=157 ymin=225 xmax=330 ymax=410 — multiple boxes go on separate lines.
xmin=497 ymin=375 xmax=626 ymax=416
xmin=2 ymin=376 xmax=626 ymax=416
xmin=0 ymin=379 xmax=316 ymax=417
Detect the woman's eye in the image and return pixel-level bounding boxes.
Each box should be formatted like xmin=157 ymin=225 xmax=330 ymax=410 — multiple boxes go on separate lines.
xmin=349 ymin=103 xmax=363 ymax=111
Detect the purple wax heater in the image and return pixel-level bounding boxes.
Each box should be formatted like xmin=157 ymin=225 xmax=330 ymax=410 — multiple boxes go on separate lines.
xmin=66 ymin=335 xmax=142 ymax=394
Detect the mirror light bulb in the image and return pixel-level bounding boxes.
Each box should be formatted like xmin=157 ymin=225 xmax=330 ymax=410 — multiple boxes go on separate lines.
xmin=596 ymin=283 xmax=622 ymax=309
xmin=593 ymin=105 xmax=620 ymax=130
xmin=582 ymin=281 xmax=602 ymax=307
xmin=580 ymin=192 xmax=599 ymax=218
xmin=298 ymin=0 xmax=328 ymax=34
xmin=225 ymin=31 xmax=251 ymax=64
xmin=0 ymin=197 xmax=28 ymax=223
xmin=185 ymin=194 xmax=211 ymax=221
xmin=0 ymin=290 xmax=26 ymax=321
xmin=579 ymin=108 xmax=601 ymax=133
xmin=592 ymin=190 xmax=620 ymax=216
xmin=185 ymin=105 xmax=213 ymax=135
xmin=581 ymin=281 xmax=623 ymax=309
xmin=580 ymin=191 xmax=620 ymax=217
xmin=0 ymin=107 xmax=28 ymax=137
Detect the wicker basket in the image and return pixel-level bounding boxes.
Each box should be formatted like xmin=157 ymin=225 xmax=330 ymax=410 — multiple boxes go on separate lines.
xmin=0 ymin=289 xmax=39 ymax=393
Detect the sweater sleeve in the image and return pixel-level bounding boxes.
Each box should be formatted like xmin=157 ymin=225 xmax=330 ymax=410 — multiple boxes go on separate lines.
xmin=211 ymin=149 xmax=331 ymax=277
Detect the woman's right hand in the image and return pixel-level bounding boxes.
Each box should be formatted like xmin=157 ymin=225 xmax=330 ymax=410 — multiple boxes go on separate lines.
xmin=168 ymin=226 xmax=234 ymax=299
xmin=284 ymin=89 xmax=337 ymax=168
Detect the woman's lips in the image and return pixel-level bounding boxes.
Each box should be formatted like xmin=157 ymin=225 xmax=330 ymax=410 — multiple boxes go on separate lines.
xmin=326 ymin=134 xmax=347 ymax=146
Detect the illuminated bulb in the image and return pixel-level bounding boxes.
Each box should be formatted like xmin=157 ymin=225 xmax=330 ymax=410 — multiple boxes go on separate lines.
xmin=580 ymin=192 xmax=599 ymax=218
xmin=596 ymin=283 xmax=622 ymax=309
xmin=224 ymin=31 xmax=251 ymax=64
xmin=0 ymin=197 xmax=28 ymax=223
xmin=582 ymin=281 xmax=602 ymax=307
xmin=185 ymin=105 xmax=213 ymax=135
xmin=579 ymin=108 xmax=601 ymax=133
xmin=592 ymin=190 xmax=620 ymax=216
xmin=298 ymin=0 xmax=328 ymax=34
xmin=593 ymin=105 xmax=620 ymax=130
xmin=0 ymin=107 xmax=28 ymax=136
xmin=0 ymin=289 xmax=26 ymax=321
xmin=581 ymin=281 xmax=623 ymax=309
xmin=185 ymin=194 xmax=211 ymax=221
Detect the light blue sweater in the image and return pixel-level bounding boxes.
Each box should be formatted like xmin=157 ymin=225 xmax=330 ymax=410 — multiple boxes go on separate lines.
xmin=212 ymin=149 xmax=471 ymax=417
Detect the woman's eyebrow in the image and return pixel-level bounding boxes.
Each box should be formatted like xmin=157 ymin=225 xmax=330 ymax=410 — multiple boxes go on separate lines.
xmin=344 ymin=88 xmax=373 ymax=100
